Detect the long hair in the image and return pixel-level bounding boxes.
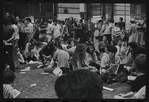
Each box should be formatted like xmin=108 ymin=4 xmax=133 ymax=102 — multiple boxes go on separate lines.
xmin=72 ymin=43 xmax=86 ymax=69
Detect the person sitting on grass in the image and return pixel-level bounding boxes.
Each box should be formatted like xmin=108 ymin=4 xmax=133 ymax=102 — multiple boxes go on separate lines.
xmin=71 ymin=43 xmax=98 ymax=72
xmin=3 ymin=70 xmax=21 ymax=98
xmin=100 ymin=45 xmax=121 ymax=83
xmin=23 ymin=39 xmax=37 ymax=63
xmin=54 ymin=69 xmax=103 ymax=99
xmin=114 ymin=54 xmax=146 ymax=99
xmin=43 ymin=37 xmax=70 ymax=74
xmin=39 ymin=40 xmax=56 ymax=66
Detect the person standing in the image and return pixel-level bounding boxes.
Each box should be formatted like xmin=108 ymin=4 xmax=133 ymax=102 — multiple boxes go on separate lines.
xmin=118 ymin=17 xmax=125 ymax=31
xmin=38 ymin=17 xmax=48 ymax=42
xmin=128 ymin=18 xmax=137 ymax=43
xmin=51 ymin=20 xmax=62 ymax=40
xmin=61 ymin=20 xmax=69 ymax=43
xmin=94 ymin=20 xmax=103 ymax=46
xmin=24 ymin=18 xmax=34 ymax=46
xmin=46 ymin=20 xmax=53 ymax=42
xmin=9 ymin=16 xmax=20 ymax=69
xmin=86 ymin=18 xmax=95 ymax=42
xmin=135 ymin=16 xmax=146 ymax=46
xmin=3 ymin=17 xmax=15 ymax=72
xmin=102 ymin=18 xmax=113 ymax=44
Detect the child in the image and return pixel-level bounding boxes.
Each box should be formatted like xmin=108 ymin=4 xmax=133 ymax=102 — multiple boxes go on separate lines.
xmin=3 ymin=70 xmax=21 ymax=98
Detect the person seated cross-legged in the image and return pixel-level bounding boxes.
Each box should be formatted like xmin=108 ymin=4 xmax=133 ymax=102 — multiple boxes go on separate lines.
xmin=39 ymin=41 xmax=56 ymax=67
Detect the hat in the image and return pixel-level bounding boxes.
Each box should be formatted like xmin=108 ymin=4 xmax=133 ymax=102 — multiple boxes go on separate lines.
xmin=130 ymin=18 xmax=135 ymax=22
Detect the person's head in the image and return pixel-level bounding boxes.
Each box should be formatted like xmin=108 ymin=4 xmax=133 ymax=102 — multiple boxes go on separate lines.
xmin=109 ymin=19 xmax=114 ymax=23
xmin=107 ymin=45 xmax=117 ymax=58
xmin=16 ymin=16 xmax=20 ymax=22
xmin=3 ymin=70 xmax=15 ymax=84
xmin=102 ymin=35 xmax=107 ymax=41
xmin=6 ymin=12 xmax=9 ymax=17
xmin=114 ymin=22 xmax=119 ymax=27
xmin=86 ymin=42 xmax=94 ymax=54
xmin=47 ymin=40 xmax=55 ymax=49
xmin=98 ymin=20 xmax=103 ymax=24
xmin=127 ymin=42 xmax=138 ymax=52
xmin=105 ymin=18 xmax=109 ymax=23
xmin=9 ymin=15 xmax=17 ymax=25
xmin=60 ymin=20 xmax=65 ymax=26
xmin=80 ymin=19 xmax=83 ymax=23
xmin=39 ymin=17 xmax=45 ymax=23
xmin=54 ymin=69 xmax=103 ymax=99
xmin=30 ymin=39 xmax=36 ymax=45
xmin=24 ymin=18 xmax=31 ymax=25
xmin=53 ymin=19 xmax=57 ymax=25
xmin=121 ymin=39 xmax=128 ymax=47
xmin=68 ymin=39 xmax=75 ymax=47
xmin=133 ymin=46 xmax=146 ymax=60
xmin=110 ymin=40 xmax=116 ymax=46
xmin=130 ymin=18 xmax=135 ymax=24
xmin=119 ymin=17 xmax=123 ymax=22
xmin=134 ymin=54 xmax=146 ymax=74
xmin=101 ymin=15 xmax=105 ymax=21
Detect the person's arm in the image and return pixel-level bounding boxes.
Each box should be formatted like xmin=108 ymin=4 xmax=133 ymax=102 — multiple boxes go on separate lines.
xmin=118 ymin=91 xmax=135 ymax=98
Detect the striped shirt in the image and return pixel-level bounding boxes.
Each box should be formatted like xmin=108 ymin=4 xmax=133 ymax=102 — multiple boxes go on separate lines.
xmin=3 ymin=84 xmax=20 ymax=98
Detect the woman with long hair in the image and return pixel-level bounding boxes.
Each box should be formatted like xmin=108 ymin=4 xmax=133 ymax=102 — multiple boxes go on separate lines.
xmin=72 ymin=43 xmax=86 ymax=70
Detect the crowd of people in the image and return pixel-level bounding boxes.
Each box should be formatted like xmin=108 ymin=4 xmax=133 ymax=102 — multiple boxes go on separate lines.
xmin=3 ymin=12 xmax=146 ymax=99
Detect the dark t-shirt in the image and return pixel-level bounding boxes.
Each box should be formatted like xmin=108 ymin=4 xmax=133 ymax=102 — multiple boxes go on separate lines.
xmin=131 ymin=75 xmax=146 ymax=92
xmin=39 ymin=22 xmax=47 ymax=33
xmin=40 ymin=45 xmax=55 ymax=56
xmin=3 ymin=25 xmax=15 ymax=41
xmin=118 ymin=22 xmax=125 ymax=30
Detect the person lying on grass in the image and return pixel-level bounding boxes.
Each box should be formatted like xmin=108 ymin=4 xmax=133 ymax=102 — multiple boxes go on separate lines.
xmin=114 ymin=54 xmax=146 ymax=99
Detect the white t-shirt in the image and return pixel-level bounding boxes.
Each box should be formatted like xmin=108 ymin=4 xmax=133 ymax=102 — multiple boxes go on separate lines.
xmin=12 ymin=24 xmax=19 ymax=40
xmin=46 ymin=23 xmax=53 ymax=34
xmin=52 ymin=24 xmax=62 ymax=38
xmin=53 ymin=49 xmax=70 ymax=68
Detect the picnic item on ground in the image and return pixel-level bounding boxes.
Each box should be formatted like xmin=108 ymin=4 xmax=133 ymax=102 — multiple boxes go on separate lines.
xmin=11 ymin=89 xmax=21 ymax=98
xmin=20 ymin=67 xmax=31 ymax=71
xmin=52 ymin=67 xmax=63 ymax=76
xmin=41 ymin=72 xmax=49 ymax=75
xmin=103 ymin=86 xmax=114 ymax=91
xmin=30 ymin=83 xmax=36 ymax=87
